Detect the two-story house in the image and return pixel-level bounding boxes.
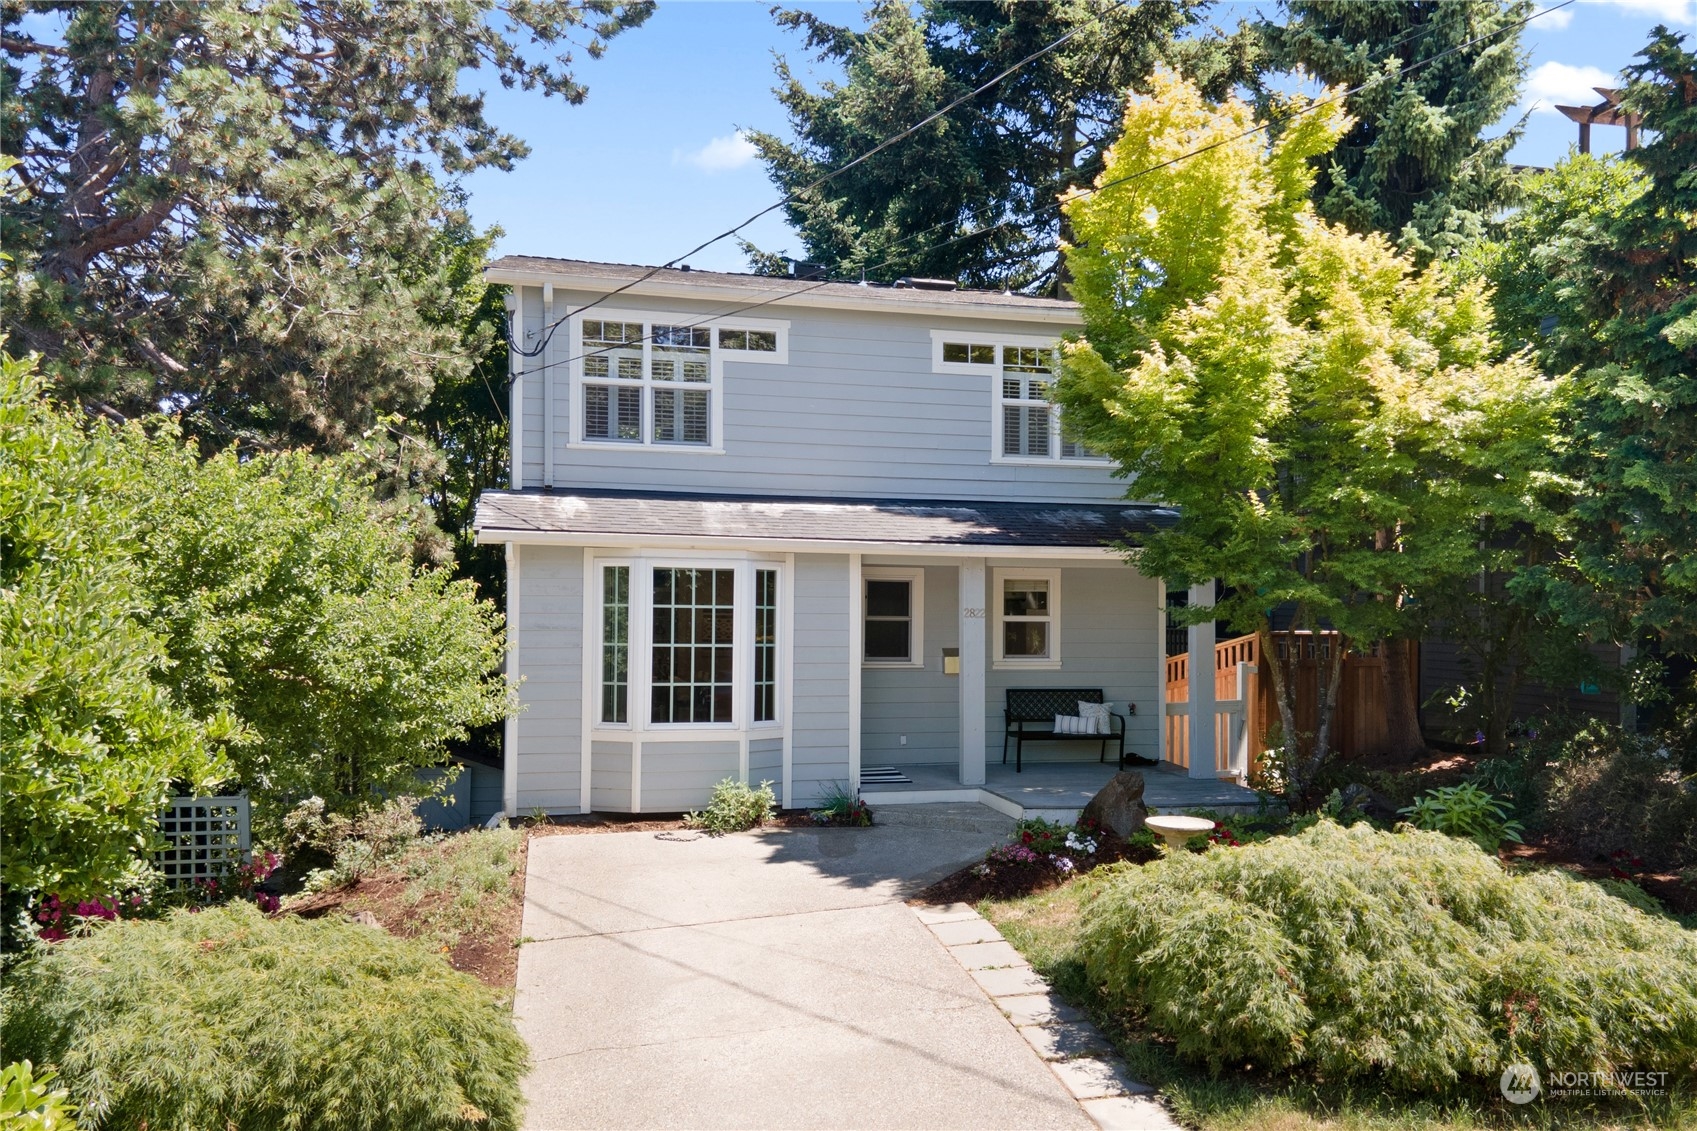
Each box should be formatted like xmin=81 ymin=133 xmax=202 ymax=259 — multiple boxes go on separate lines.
xmin=473 ymin=257 xmax=1207 ymax=818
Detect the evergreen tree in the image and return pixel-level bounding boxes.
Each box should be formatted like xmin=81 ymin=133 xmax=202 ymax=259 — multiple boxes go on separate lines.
xmin=744 ymin=0 xmax=1252 ymax=292
xmin=0 ymin=0 xmax=649 ymax=449
xmin=1260 ymin=0 xmax=1531 ymax=263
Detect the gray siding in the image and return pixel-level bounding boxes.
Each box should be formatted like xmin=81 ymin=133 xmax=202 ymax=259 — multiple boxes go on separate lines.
xmin=861 ymin=566 xmax=961 ymax=766
xmin=590 ymin=740 xmax=632 ymax=812
xmin=792 ymin=554 xmax=852 ymax=806
xmin=515 ymin=287 xmax=1134 ymax=504
xmin=468 ymin=763 xmax=504 ymax=825
xmin=516 ymin=545 xmax=584 ymax=813
xmin=641 ymin=740 xmax=741 ymax=812
xmin=749 ymin=737 xmax=784 ymax=792
xmin=982 ymin=567 xmax=1161 ymax=766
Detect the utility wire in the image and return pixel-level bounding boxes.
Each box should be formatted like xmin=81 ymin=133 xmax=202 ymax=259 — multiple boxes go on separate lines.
xmin=510 ymin=0 xmax=1571 ymax=386
xmin=507 ymin=0 xmax=1126 ymax=361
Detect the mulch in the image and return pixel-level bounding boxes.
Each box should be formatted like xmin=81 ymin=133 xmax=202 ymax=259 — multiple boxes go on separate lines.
xmin=1502 ymin=836 xmax=1696 ymax=916
xmin=913 ymin=829 xmax=1159 ymax=906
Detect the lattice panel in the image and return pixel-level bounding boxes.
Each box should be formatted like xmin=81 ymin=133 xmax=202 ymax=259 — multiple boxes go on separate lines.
xmin=155 ymin=796 xmax=250 ymax=886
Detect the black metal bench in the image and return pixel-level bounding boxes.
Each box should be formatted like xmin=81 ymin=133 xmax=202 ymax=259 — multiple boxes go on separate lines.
xmin=1002 ymin=688 xmax=1136 ymax=773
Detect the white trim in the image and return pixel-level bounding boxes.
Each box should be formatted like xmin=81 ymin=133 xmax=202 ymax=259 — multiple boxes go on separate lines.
xmin=508 ymin=294 xmax=524 ymax=488
xmin=848 ymin=553 xmax=863 ymax=794
xmin=543 ymin=283 xmax=555 ymax=488
xmin=631 ymin=739 xmax=642 ymax=814
xmin=567 ymin=307 xmax=787 ymax=454
xmin=861 ymin=566 xmax=925 ymax=668
xmin=929 ymin=328 xmax=1057 ymax=374
xmin=993 ymin=567 xmax=1063 ymax=669
xmin=1156 ymin=577 xmax=1168 ymax=768
xmin=579 ymin=547 xmax=595 ymax=813
xmin=781 ymin=552 xmax=795 ymax=810
xmin=485 ymin=266 xmax=1083 ymax=326
xmin=478 ymin=528 xmax=1133 ymax=559
xmin=503 ymin=544 xmax=520 ymax=818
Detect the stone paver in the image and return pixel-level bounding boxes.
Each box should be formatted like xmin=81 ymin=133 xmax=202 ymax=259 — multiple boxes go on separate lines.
xmin=516 ymin=805 xmax=1094 ymax=1129
xmin=1081 ymin=1096 xmax=1186 ymax=1131
xmin=913 ymin=902 xmax=1182 ymax=1131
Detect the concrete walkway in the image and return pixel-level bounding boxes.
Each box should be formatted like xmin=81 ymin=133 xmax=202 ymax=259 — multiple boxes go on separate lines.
xmin=514 ymin=805 xmax=1097 ymax=1130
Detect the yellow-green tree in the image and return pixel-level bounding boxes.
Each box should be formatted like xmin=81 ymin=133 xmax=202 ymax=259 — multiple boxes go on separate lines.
xmin=1054 ymin=73 xmax=1565 ymax=803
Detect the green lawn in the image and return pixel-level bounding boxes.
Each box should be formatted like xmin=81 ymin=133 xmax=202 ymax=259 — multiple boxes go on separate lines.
xmin=982 ymin=879 xmax=1697 ymax=1131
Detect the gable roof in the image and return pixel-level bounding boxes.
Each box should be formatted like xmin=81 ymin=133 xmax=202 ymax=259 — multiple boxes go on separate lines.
xmin=483 ymin=256 xmax=1081 ymax=325
xmin=474 ymin=489 xmax=1174 ymax=555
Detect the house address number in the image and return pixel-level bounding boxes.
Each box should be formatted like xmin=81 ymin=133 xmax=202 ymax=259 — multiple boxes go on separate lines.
xmin=963 ymin=607 xmax=986 ymax=618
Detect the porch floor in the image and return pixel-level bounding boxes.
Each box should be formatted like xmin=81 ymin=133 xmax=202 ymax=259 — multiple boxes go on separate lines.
xmin=860 ymin=760 xmax=1261 ymax=820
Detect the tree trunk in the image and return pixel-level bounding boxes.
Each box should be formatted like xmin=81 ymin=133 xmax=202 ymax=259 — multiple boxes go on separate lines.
xmin=1256 ymin=620 xmax=1301 ymax=796
xmin=1295 ymin=634 xmax=1347 ymax=809
xmin=1380 ymin=638 xmax=1425 ymax=759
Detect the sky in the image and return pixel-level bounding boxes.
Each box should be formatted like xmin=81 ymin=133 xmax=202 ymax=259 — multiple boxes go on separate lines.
xmin=460 ymin=0 xmax=1697 ymax=275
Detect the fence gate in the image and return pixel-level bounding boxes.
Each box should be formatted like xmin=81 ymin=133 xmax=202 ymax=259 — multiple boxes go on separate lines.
xmin=155 ymin=795 xmax=251 ymax=886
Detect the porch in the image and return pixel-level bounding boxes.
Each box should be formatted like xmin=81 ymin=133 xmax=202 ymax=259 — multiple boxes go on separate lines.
xmin=859 ymin=760 xmax=1260 ymax=821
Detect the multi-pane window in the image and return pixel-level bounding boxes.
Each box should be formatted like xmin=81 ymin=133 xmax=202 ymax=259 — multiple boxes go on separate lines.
xmin=863 ymin=569 xmax=923 ymax=665
xmin=583 ymin=320 xmax=644 ymax=442
xmin=601 ymin=565 xmax=630 ymax=723
xmin=995 ymin=571 xmax=1059 ymax=664
xmin=941 ymin=340 xmax=996 ymax=365
xmin=999 ymin=346 xmax=1092 ymax=461
xmin=651 ymin=567 xmax=735 ymax=724
xmin=577 ymin=317 xmax=784 ymax=449
xmin=754 ymin=569 xmax=778 ymax=723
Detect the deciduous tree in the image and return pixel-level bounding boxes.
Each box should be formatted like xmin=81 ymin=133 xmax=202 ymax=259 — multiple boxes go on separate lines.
xmin=1054 ymin=73 xmax=1562 ymax=803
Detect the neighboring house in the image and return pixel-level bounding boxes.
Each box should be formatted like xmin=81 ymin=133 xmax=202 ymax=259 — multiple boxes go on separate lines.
xmin=473 ymin=257 xmax=1213 ymax=817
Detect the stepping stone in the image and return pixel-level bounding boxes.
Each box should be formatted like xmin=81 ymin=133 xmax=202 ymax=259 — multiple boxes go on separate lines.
xmin=911 ymin=903 xmax=980 ymax=924
xmin=970 ymin=966 xmax=1049 ymax=996
xmin=929 ymin=918 xmax=1003 ymax=946
xmin=1049 ymin=1056 xmax=1153 ymax=1100
xmin=949 ymin=940 xmax=1027 ymax=969
xmin=1018 ymin=1022 xmax=1113 ymax=1061
xmin=999 ymin=993 xmax=1084 ymax=1027
xmin=1080 ymin=1094 xmax=1184 ymax=1130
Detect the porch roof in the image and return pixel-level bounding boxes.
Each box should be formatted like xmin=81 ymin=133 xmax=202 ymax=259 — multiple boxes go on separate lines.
xmin=474 ymin=489 xmax=1177 ymax=554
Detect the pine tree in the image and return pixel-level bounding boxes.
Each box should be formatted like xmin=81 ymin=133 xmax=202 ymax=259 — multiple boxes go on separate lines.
xmin=1261 ymin=0 xmax=1531 ymax=264
xmin=744 ymin=0 xmax=1250 ymax=291
xmin=0 ymin=0 xmax=649 ymax=449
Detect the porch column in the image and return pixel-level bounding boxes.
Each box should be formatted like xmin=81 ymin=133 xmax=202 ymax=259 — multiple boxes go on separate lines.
xmin=1187 ymin=580 xmax=1217 ymax=779
xmin=959 ymin=558 xmax=987 ymax=786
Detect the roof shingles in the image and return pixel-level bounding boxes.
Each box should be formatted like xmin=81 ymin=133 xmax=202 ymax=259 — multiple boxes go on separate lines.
xmin=475 ymin=489 xmax=1175 ymax=550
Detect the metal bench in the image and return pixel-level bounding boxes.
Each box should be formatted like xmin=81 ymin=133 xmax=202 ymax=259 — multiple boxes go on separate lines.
xmin=1001 ymin=688 xmax=1136 ymax=773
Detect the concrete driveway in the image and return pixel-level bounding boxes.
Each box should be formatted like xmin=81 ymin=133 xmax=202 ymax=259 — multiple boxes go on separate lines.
xmin=514 ymin=805 xmax=1095 ymax=1130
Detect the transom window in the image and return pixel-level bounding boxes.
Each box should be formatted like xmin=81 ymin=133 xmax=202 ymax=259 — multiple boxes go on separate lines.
xmin=577 ymin=314 xmax=787 ymax=450
xmin=863 ymin=568 xmax=924 ymax=667
xmin=994 ymin=569 xmax=1061 ymax=667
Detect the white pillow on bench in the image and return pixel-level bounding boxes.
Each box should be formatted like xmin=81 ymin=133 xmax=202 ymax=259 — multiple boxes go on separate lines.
xmin=1053 ymin=714 xmax=1092 ymax=735
xmin=1079 ymin=701 xmax=1112 ymax=735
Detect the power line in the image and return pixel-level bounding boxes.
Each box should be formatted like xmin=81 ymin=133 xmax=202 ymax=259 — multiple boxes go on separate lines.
xmin=509 ymin=0 xmax=1572 ymax=387
xmin=507 ymin=0 xmax=1129 ymax=363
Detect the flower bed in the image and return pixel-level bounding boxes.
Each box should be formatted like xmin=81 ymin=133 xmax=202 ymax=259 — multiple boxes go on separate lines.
xmin=915 ymin=817 xmax=1159 ymax=904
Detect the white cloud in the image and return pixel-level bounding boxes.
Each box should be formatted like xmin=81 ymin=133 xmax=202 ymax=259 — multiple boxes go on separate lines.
xmin=1522 ymin=61 xmax=1620 ymax=113
xmin=675 ymin=132 xmax=759 ymax=174
xmin=1530 ymin=5 xmax=1575 ymax=28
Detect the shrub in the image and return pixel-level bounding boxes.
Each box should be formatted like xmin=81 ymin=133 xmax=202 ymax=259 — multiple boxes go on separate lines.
xmin=284 ymin=794 xmax=425 ymax=890
xmin=1536 ymin=722 xmax=1697 ymax=871
xmin=1399 ymin=783 xmax=1524 ymax=851
xmin=1076 ymin=821 xmax=1697 ymax=1093
xmin=684 ymin=779 xmax=775 ymax=834
xmin=0 ymin=1060 xmax=78 ymax=1129
xmin=2 ymin=903 xmax=527 ymax=1131
xmin=1 ymin=357 xmax=228 ymax=906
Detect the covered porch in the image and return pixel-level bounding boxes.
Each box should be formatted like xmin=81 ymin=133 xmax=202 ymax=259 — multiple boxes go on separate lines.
xmin=859 ymin=760 xmax=1258 ymax=821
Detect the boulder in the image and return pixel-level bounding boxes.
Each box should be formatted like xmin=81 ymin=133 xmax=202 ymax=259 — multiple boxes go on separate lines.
xmin=1080 ymin=771 xmax=1149 ymax=839
xmin=1335 ymin=783 xmax=1399 ymax=823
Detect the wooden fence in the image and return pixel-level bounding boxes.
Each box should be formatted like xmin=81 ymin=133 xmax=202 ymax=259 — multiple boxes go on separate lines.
xmin=1165 ymin=632 xmax=1389 ymax=778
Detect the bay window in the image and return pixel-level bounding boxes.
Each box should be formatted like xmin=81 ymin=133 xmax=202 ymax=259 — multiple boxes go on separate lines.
xmin=594 ymin=556 xmax=784 ymax=733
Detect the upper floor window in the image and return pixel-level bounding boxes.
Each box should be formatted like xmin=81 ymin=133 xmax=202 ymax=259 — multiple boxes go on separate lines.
xmin=930 ymin=331 xmax=1105 ymax=465
xmin=575 ymin=312 xmax=787 ymax=452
